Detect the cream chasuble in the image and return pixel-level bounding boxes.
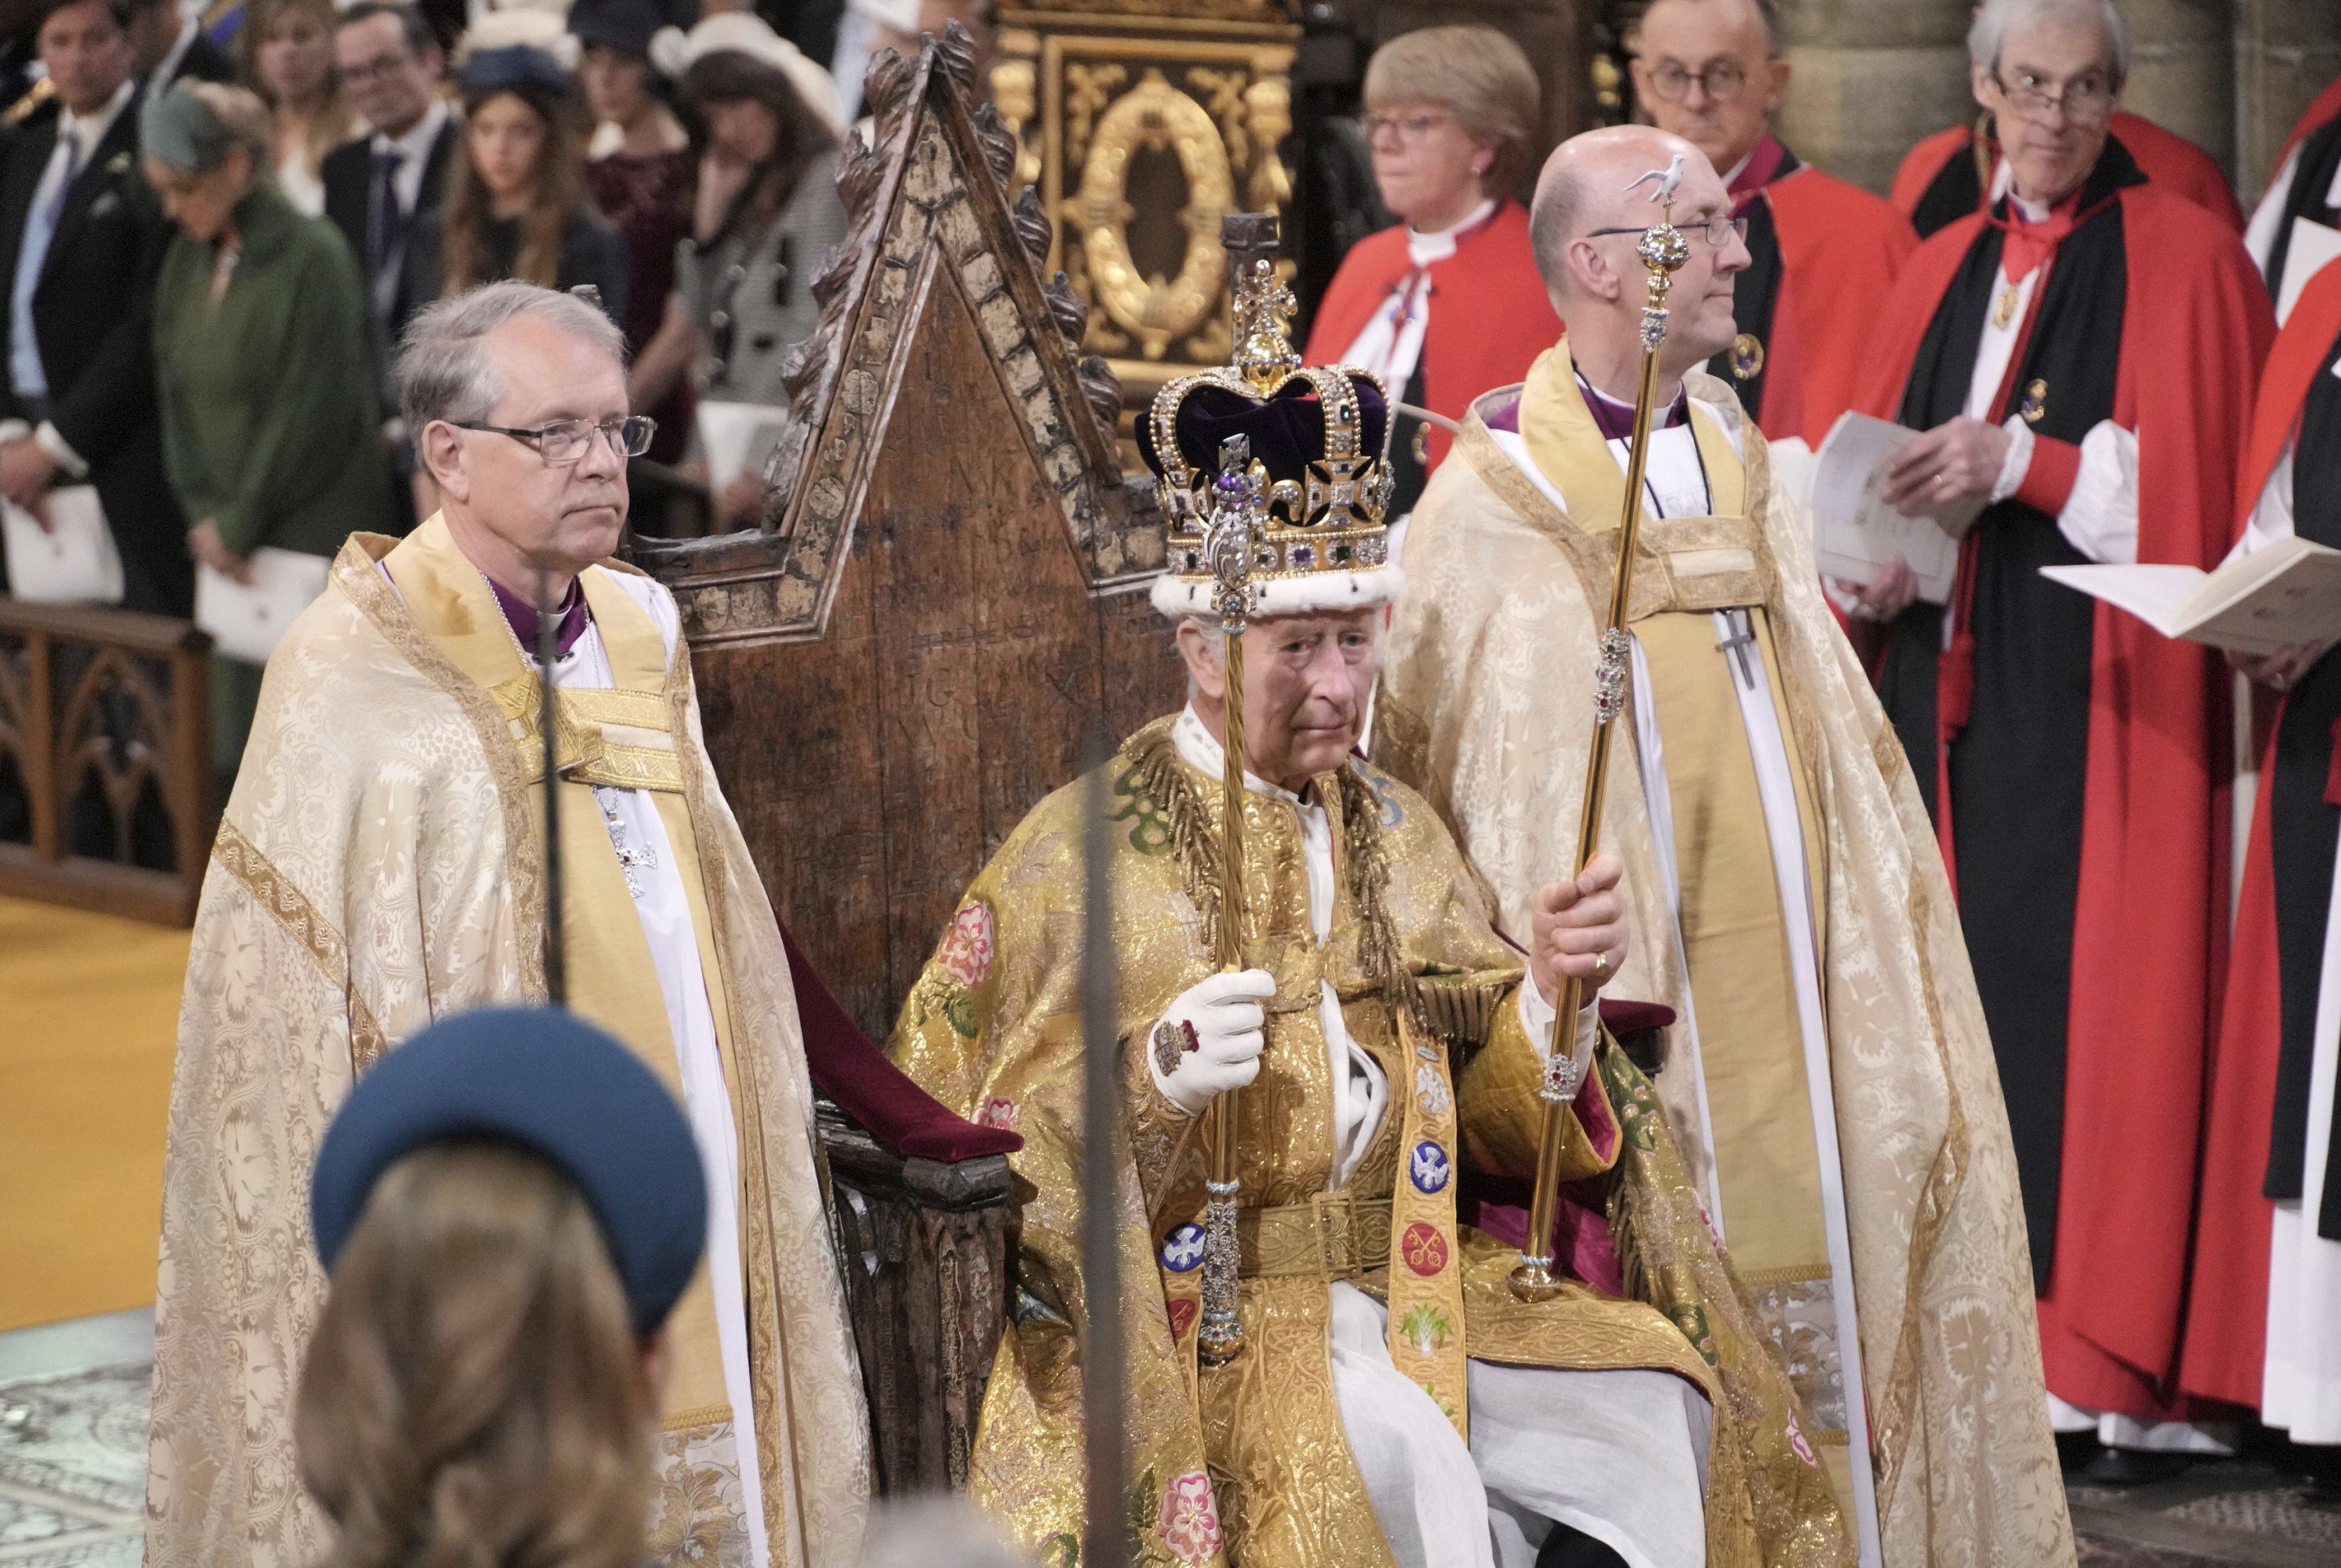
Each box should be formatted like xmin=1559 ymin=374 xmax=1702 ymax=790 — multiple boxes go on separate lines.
xmin=147 ymin=516 xmax=872 ymax=1568
xmin=1377 ymin=342 xmax=2074 ymax=1567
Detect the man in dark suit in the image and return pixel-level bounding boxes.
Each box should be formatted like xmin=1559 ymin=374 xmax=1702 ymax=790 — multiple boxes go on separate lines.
xmin=321 ymin=1 xmax=451 ymax=527
xmin=0 ymin=0 xmax=188 ymax=614
xmin=126 ymin=0 xmax=232 ymax=91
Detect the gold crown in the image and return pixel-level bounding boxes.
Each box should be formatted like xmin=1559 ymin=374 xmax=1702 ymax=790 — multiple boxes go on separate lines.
xmin=1143 ymin=218 xmax=1401 ymax=617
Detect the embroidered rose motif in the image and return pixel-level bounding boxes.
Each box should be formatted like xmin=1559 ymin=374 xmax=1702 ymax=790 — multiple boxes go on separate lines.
xmin=1413 ymin=1063 xmax=1451 ymax=1116
xmin=935 ymin=900 xmax=996 ymax=987
xmin=1158 ymin=1470 xmax=1223 ymax=1566
xmin=1785 ymin=1411 xmax=1818 ymax=1469
xmin=977 ymin=1097 xmax=1017 ymax=1130
xmin=1401 ymin=1221 xmax=1450 ymax=1277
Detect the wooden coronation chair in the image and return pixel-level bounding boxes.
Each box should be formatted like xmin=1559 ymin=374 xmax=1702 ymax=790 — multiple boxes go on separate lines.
xmin=633 ymin=24 xmax=1186 ymax=1492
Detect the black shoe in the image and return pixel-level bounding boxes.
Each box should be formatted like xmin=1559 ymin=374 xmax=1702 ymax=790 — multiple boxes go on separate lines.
xmin=2055 ymin=1428 xmax=2104 ymax=1474
xmin=2076 ymin=1448 xmax=2201 ymax=1487
xmin=1535 ymin=1520 xmax=1629 ymax=1568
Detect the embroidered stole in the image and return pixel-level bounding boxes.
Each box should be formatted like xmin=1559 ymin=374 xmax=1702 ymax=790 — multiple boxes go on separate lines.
xmin=1514 ymin=349 xmax=1850 ymax=1449
xmin=382 ymin=515 xmax=742 ymax=1431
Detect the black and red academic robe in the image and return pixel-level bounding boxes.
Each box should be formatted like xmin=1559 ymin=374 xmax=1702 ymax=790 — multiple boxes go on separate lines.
xmin=1890 ymin=111 xmax=2245 ymax=239
xmin=1305 ymin=198 xmax=1560 ymax=508
xmin=1709 ymin=137 xmax=1919 ymax=448
xmin=2181 ymin=263 xmax=2341 ymax=1408
xmin=2253 ymin=76 xmax=2341 ymax=303
xmin=1856 ymin=141 xmax=2275 ymax=1417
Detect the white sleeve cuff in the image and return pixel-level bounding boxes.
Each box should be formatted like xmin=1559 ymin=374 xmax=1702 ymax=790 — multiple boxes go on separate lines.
xmin=34 ymin=420 xmax=86 ymax=480
xmin=1989 ymin=417 xmax=2033 ymax=504
xmin=2056 ymin=419 xmax=2139 ymax=566
xmin=1517 ymin=981 xmax=1599 ymax=1084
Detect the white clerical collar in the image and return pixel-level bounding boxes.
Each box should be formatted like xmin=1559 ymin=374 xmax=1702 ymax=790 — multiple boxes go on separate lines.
xmin=2007 ymin=190 xmax=2051 ymax=222
xmin=1719 ymin=148 xmax=1753 ymax=188
xmin=1174 ymin=703 xmax=1309 ymax=807
xmin=1406 ymin=197 xmax=1497 ymax=267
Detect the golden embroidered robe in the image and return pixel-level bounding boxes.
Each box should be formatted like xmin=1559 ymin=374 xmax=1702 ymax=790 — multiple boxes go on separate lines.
xmin=145 ymin=517 xmax=872 ymax=1567
xmin=890 ymin=717 xmax=1847 ymax=1568
xmin=1377 ymin=345 xmax=2073 ymax=1566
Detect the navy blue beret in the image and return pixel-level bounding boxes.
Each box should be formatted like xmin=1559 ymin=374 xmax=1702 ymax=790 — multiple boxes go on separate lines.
xmin=459 ymin=44 xmax=577 ymax=108
xmin=310 ymin=1006 xmax=709 ymax=1338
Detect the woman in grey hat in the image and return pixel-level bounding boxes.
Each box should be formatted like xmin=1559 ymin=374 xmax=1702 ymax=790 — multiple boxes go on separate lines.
xmin=140 ymin=79 xmax=392 ymax=784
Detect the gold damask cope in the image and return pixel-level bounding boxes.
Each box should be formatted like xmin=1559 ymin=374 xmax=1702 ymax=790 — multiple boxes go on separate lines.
xmin=992 ymin=9 xmax=1295 ymax=402
xmin=888 ymin=716 xmax=1849 ymax=1568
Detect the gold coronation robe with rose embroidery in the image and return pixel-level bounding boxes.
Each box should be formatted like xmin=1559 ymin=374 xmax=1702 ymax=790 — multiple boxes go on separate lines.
xmin=890 ymin=717 xmax=1848 ymax=1568
xmin=145 ymin=518 xmax=870 ymax=1568
xmin=1377 ymin=346 xmax=2073 ymax=1566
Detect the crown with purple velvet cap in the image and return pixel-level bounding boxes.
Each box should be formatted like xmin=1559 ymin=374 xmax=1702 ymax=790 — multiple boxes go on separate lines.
xmin=1140 ymin=215 xmax=1402 ymax=621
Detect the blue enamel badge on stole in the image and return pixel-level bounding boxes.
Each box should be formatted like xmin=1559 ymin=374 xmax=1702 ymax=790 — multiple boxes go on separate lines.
xmin=1409 ymin=1141 xmax=1451 ymax=1194
xmin=1161 ymin=1222 xmax=1207 ymax=1272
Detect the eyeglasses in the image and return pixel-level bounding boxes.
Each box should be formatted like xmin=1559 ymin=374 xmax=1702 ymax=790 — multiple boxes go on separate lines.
xmin=1990 ymin=68 xmax=2116 ymax=126
xmin=453 ymin=416 xmax=656 ymax=464
xmin=1361 ymin=109 xmax=1454 ymax=144
xmin=1639 ymin=60 xmax=1751 ymax=105
xmin=1586 ymin=215 xmax=1749 ymax=248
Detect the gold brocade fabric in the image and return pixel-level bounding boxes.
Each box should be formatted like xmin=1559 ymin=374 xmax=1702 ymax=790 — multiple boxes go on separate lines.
xmin=888 ymin=718 xmax=1848 ymax=1568
xmin=146 ymin=517 xmax=872 ymax=1568
xmin=1377 ymin=342 xmax=2076 ymax=1566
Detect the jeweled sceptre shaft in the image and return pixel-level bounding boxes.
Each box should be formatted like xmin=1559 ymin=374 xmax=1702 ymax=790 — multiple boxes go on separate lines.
xmin=1509 ymin=158 xmax=1692 ymax=1304
xmin=1195 ymin=212 xmax=1291 ymax=1368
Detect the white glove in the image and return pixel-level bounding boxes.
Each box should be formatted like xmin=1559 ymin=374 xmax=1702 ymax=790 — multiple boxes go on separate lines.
xmin=1147 ymin=968 xmax=1275 ymax=1116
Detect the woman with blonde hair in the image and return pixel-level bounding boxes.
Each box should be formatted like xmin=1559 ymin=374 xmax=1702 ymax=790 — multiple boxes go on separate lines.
xmin=1303 ymin=24 xmax=1561 ymax=521
xmin=140 ymin=79 xmax=390 ymax=785
xmin=296 ymin=1006 xmax=709 ymax=1568
xmin=240 ymin=0 xmax=357 ymax=215
xmin=405 ymin=43 xmax=628 ymax=317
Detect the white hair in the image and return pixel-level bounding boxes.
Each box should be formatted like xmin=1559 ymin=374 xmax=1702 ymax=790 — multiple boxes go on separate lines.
xmin=1967 ymin=0 xmax=2130 ymax=87
xmin=395 ymin=281 xmax=627 ymax=435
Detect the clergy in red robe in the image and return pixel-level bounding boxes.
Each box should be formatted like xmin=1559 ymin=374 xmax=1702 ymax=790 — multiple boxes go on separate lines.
xmin=1889 ymin=2 xmax=2242 ymax=242
xmin=2245 ymin=75 xmax=2341 ymax=305
xmin=1629 ymin=0 xmax=1917 ymax=448
xmin=1848 ymin=0 xmax=2274 ymax=1468
xmin=1304 ymin=24 xmax=1558 ymax=519
xmin=2191 ymin=262 xmax=2341 ymax=1444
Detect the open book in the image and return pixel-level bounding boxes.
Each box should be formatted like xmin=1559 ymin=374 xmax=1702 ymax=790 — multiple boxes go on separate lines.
xmin=2039 ymin=534 xmax=2341 ymax=655
xmin=1806 ymin=412 xmax=1981 ymax=604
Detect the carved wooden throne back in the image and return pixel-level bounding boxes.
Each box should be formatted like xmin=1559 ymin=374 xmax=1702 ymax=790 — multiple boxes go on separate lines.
xmin=634 ymin=25 xmax=1185 ymax=1043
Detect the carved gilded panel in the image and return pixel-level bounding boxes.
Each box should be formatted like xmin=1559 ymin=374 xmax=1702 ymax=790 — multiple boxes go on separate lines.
xmin=991 ymin=12 xmax=1297 ymax=405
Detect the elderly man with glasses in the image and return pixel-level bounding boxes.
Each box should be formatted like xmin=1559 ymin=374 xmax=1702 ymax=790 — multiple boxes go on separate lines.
xmin=1380 ymin=120 xmax=2074 ymax=1567
xmin=1888 ymin=0 xmax=2242 ymax=237
xmin=1628 ymin=0 xmax=1916 ymax=449
xmin=147 ymin=281 xmax=874 ymax=1568
xmin=1849 ymin=0 xmax=2274 ymax=1482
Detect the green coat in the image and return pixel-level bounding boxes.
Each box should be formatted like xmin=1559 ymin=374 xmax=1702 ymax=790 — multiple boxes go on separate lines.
xmin=153 ymin=179 xmax=392 ymax=562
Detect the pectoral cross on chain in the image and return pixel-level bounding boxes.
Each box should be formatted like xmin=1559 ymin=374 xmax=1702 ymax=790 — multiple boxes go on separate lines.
xmin=1717 ymin=608 xmax=1760 ymax=690
xmin=594 ymin=786 xmax=659 ymax=899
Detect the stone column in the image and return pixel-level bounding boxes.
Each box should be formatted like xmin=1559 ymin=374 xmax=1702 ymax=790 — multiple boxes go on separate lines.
xmin=2234 ymin=0 xmax=2341 ymax=201
xmin=1772 ymin=0 xmax=1975 ymax=196
xmin=2119 ymin=0 xmax=2235 ymax=179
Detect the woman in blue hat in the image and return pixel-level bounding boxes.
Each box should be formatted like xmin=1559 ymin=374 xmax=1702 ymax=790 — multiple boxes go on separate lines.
xmin=293 ymin=1007 xmax=710 ymax=1568
xmin=404 ymin=42 xmax=628 ymax=321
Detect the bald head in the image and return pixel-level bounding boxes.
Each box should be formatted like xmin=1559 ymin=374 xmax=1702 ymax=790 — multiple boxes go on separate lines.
xmin=1634 ymin=0 xmax=1789 ymax=174
xmin=1526 ymin=126 xmax=1746 ymax=383
xmin=1529 ymin=125 xmax=1713 ymax=294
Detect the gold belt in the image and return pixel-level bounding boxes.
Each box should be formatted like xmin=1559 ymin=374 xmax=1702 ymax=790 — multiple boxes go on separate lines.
xmin=1238 ymin=1194 xmax=1391 ymax=1280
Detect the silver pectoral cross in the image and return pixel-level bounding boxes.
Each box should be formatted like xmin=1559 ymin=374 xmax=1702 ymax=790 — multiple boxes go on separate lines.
xmin=594 ymin=786 xmax=659 ymax=899
xmin=1717 ymin=607 xmax=1760 ymax=690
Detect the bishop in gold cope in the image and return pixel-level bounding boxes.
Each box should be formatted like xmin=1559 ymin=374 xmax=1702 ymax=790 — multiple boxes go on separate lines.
xmin=890 ymin=230 xmax=1845 ymax=1568
xmin=1377 ymin=125 xmax=2072 ymax=1566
